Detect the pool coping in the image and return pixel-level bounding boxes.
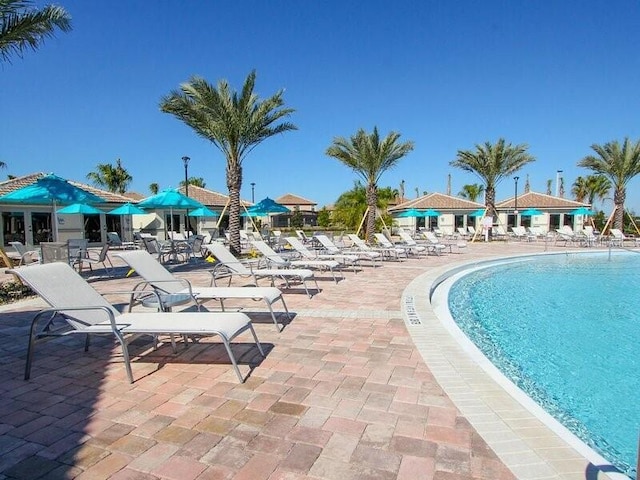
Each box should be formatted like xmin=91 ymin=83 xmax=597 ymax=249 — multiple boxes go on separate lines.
xmin=402 ymin=249 xmax=631 ymax=480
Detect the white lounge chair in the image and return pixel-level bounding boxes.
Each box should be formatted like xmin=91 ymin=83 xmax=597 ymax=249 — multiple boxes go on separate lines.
xmin=8 ymin=241 xmax=40 ymax=266
xmin=249 ymin=242 xmax=342 ymax=285
xmin=373 ymin=233 xmax=410 ymax=259
xmin=396 ymin=231 xmax=430 ymax=256
xmin=421 ymin=231 xmax=456 ymax=254
xmin=205 ymin=242 xmax=322 ymax=295
xmin=346 ymin=234 xmax=402 ymax=261
xmin=10 ymin=262 xmax=264 ymax=383
xmin=116 ymin=250 xmax=291 ymax=330
xmin=285 ymin=236 xmax=358 ymax=273
xmin=313 ymin=234 xmax=382 ymax=267
xmin=75 ymin=244 xmax=114 ymax=274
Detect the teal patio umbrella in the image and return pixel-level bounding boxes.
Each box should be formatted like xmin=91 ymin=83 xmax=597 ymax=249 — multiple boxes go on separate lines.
xmin=395 ymin=208 xmax=425 ymax=218
xmin=188 ymin=206 xmax=218 ymax=217
xmin=468 ymin=208 xmax=486 ymax=217
xmin=138 ymin=189 xmax=204 ymax=235
xmin=246 ymin=197 xmax=290 ymax=214
xmin=520 ymin=208 xmax=543 ymax=217
xmin=0 ymin=173 xmax=105 ymax=240
xmin=57 ymin=203 xmax=103 ymax=215
xmin=108 ymin=202 xmax=146 ymax=216
xmin=108 ymin=203 xmax=147 ymax=242
xmin=422 ymin=209 xmax=441 ymax=217
xmin=571 ymin=207 xmax=595 ymax=216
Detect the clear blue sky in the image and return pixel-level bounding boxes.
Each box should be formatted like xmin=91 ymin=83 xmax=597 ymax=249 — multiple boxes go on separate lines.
xmin=3 ymin=1 xmax=640 ymax=211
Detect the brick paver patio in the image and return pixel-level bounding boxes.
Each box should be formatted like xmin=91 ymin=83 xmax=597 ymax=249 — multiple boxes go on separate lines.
xmin=0 ymin=240 xmax=598 ymax=479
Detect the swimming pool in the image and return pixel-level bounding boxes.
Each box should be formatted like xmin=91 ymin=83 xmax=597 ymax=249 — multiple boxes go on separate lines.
xmin=448 ymin=251 xmax=639 ymax=478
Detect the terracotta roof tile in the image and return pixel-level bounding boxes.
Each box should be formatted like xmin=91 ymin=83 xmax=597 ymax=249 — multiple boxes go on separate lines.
xmin=177 ymin=185 xmax=251 ymax=207
xmin=275 ymin=193 xmax=316 ymax=206
xmin=388 ymin=192 xmax=484 ymax=211
xmin=496 ymin=191 xmax=588 ymax=210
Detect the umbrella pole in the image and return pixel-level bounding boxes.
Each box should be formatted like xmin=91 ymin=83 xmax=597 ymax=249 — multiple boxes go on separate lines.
xmin=53 ymin=200 xmax=59 ymax=241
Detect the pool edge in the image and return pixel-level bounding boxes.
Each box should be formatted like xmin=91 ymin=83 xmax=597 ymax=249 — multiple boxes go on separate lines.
xmin=402 ymin=249 xmax=631 ymax=480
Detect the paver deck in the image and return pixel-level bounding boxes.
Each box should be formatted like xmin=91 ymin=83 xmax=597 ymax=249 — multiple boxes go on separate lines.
xmin=0 ymin=240 xmax=625 ymax=479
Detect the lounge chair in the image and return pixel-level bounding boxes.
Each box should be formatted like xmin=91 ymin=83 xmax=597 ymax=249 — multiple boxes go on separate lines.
xmin=313 ymin=234 xmax=382 ymax=267
xmin=285 ymin=236 xmax=358 ymax=273
xmin=609 ymin=228 xmax=633 ymax=247
xmin=396 ymin=231 xmax=430 ymax=256
xmin=107 ymin=232 xmax=136 ymax=250
xmin=421 ymin=231 xmax=458 ymax=254
xmin=346 ymin=234 xmax=402 ymax=261
xmin=295 ymin=230 xmax=311 ymax=244
xmin=75 ymin=244 xmax=114 ymax=274
xmin=373 ymin=233 xmax=410 ymax=259
xmin=8 ymin=241 xmax=40 ymax=266
xmin=10 ymin=262 xmax=264 ymax=383
xmin=116 ymin=250 xmax=291 ymax=330
xmin=205 ymin=242 xmax=322 ymax=295
xmin=248 ymin=242 xmax=342 ymax=286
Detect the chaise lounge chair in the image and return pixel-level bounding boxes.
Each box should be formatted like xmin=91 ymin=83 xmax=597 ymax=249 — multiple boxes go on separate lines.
xmin=373 ymin=233 xmax=410 ymax=259
xmin=204 ymin=243 xmax=321 ymax=295
xmin=286 ymin=236 xmax=358 ymax=273
xmin=248 ymin=240 xmax=341 ymax=285
xmin=346 ymin=234 xmax=402 ymax=261
xmin=10 ymin=262 xmax=264 ymax=383
xmin=313 ymin=234 xmax=382 ymax=267
xmin=116 ymin=250 xmax=291 ymax=330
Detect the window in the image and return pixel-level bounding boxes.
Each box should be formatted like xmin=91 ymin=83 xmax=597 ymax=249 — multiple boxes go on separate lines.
xmin=2 ymin=212 xmax=25 ymax=245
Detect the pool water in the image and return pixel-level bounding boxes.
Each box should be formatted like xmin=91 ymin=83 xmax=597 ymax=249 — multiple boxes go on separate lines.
xmin=448 ymin=252 xmax=639 ymax=477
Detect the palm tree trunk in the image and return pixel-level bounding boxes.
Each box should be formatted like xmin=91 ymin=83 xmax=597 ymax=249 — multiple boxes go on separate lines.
xmin=485 ymin=186 xmax=497 ymax=219
xmin=613 ymin=187 xmax=625 ymax=231
xmin=227 ymin=164 xmax=243 ymax=256
xmin=365 ymin=184 xmax=377 ymax=243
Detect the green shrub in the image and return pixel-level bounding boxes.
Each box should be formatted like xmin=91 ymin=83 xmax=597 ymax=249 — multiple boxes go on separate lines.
xmin=0 ymin=281 xmax=34 ymax=305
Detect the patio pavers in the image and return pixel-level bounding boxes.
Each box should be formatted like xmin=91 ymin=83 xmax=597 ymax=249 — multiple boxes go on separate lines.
xmin=0 ymin=241 xmax=574 ymax=479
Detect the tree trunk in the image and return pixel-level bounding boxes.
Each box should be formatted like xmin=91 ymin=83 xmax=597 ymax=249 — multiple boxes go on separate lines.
xmin=485 ymin=186 xmax=497 ymax=219
xmin=613 ymin=187 xmax=625 ymax=231
xmin=365 ymin=184 xmax=377 ymax=243
xmin=227 ymin=163 xmax=243 ymax=257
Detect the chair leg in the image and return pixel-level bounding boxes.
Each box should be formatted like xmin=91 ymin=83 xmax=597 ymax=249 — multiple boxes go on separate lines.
xmin=219 ymin=335 xmax=244 ymax=383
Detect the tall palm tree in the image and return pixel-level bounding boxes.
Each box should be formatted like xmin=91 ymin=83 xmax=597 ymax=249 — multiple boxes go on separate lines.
xmin=585 ymin=174 xmax=611 ymax=207
xmin=180 ymin=177 xmax=206 ymax=188
xmin=459 ymin=183 xmax=485 ymax=202
xmin=86 ymin=158 xmax=132 ymax=195
xmin=450 ymin=139 xmax=535 ymax=218
xmin=571 ymin=176 xmax=588 ymax=202
xmin=0 ymin=0 xmax=71 ymax=63
xmin=149 ymin=183 xmax=159 ymax=195
xmin=578 ymin=138 xmax=640 ymax=229
xmin=326 ymin=127 xmax=414 ymax=242
xmin=332 ymin=181 xmax=397 ymax=232
xmin=160 ymin=70 xmax=296 ymax=256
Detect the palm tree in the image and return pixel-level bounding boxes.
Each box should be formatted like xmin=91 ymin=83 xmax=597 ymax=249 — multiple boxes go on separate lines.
xmin=578 ymin=138 xmax=640 ymax=229
xmin=585 ymin=175 xmax=611 ymax=207
xmin=450 ymin=139 xmax=535 ymax=218
xmin=326 ymin=127 xmax=414 ymax=242
xmin=459 ymin=183 xmax=485 ymax=202
xmin=86 ymin=158 xmax=132 ymax=195
xmin=572 ymin=175 xmax=611 ymax=206
xmin=149 ymin=183 xmax=159 ymax=195
xmin=332 ymin=181 xmax=397 ymax=232
xmin=180 ymin=177 xmax=206 ymax=188
xmin=572 ymin=176 xmax=588 ymax=202
xmin=160 ymin=70 xmax=296 ymax=256
xmin=0 ymin=0 xmax=71 ymax=63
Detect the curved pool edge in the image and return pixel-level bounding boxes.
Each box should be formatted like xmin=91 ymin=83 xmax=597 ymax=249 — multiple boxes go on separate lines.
xmin=401 ymin=250 xmax=631 ymax=480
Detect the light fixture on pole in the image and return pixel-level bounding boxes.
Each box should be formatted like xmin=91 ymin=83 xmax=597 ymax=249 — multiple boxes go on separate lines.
xmin=250 ymin=182 xmax=255 ymax=203
xmin=514 ymin=176 xmax=520 ymax=215
xmin=556 ymin=170 xmax=563 ymax=197
xmin=182 ymin=156 xmax=190 ymax=234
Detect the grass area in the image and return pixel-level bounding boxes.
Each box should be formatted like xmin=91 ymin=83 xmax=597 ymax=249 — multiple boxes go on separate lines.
xmin=0 ymin=281 xmax=34 ymax=305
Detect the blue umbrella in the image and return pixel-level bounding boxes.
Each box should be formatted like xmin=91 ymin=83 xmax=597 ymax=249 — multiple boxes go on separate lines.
xmin=57 ymin=203 xmax=103 ymax=215
xmin=108 ymin=202 xmax=146 ymax=215
xmin=395 ymin=208 xmax=425 ymax=218
xmin=241 ymin=209 xmax=267 ymax=217
xmin=138 ymin=189 xmax=204 ymax=235
xmin=422 ymin=209 xmax=441 ymax=217
xmin=0 ymin=173 xmax=105 ymax=240
xmin=520 ymin=208 xmax=543 ymax=217
xmin=468 ymin=208 xmax=486 ymax=217
xmin=247 ymin=197 xmax=290 ymax=214
xmin=571 ymin=207 xmax=595 ymax=216
xmin=188 ymin=206 xmax=218 ymax=217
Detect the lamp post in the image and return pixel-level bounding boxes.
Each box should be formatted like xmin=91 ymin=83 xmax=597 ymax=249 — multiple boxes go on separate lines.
xmin=182 ymin=156 xmax=190 ymax=234
xmin=250 ymin=182 xmax=255 ymax=203
xmin=514 ymin=176 xmax=520 ymax=218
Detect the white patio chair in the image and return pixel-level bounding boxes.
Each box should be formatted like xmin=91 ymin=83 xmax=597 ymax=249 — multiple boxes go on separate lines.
xmin=346 ymin=234 xmax=402 ymax=261
xmin=10 ymin=262 xmax=264 ymax=383
xmin=8 ymin=241 xmax=40 ymax=266
xmin=117 ymin=249 xmax=292 ymax=331
xmin=204 ymin=242 xmax=321 ymax=296
xmin=313 ymin=234 xmax=381 ymax=267
xmin=285 ymin=236 xmax=357 ymax=273
xmin=373 ymin=233 xmax=410 ymax=259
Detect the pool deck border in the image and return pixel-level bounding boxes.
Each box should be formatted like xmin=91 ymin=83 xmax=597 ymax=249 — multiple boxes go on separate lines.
xmin=402 ymin=249 xmax=631 ymax=480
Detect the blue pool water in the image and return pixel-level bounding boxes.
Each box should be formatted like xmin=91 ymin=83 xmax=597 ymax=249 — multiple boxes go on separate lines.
xmin=448 ymin=252 xmax=639 ymax=477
